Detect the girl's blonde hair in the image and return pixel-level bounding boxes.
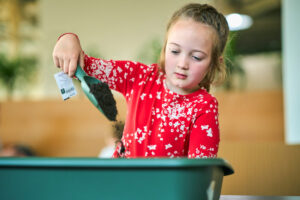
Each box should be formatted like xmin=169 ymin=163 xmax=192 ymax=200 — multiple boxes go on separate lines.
xmin=159 ymin=3 xmax=229 ymax=91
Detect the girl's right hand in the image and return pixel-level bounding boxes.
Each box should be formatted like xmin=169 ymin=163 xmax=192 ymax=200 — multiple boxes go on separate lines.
xmin=52 ymin=33 xmax=85 ymax=77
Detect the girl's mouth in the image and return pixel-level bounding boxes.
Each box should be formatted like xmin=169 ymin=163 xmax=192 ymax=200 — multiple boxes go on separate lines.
xmin=175 ymin=72 xmax=187 ymax=79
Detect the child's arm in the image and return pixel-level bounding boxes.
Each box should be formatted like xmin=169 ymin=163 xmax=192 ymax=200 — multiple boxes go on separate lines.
xmin=83 ymin=54 xmax=156 ymax=96
xmin=188 ymin=98 xmax=220 ymax=158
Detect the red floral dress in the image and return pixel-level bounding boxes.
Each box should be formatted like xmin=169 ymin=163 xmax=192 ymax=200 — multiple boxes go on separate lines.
xmin=84 ymin=54 xmax=220 ymax=158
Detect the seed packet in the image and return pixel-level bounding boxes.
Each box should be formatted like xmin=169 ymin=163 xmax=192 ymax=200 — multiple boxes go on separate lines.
xmin=54 ymin=71 xmax=77 ymax=100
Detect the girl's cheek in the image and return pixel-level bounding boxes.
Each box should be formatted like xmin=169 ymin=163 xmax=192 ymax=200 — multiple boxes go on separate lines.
xmin=165 ymin=56 xmax=171 ymax=66
xmin=165 ymin=53 xmax=176 ymax=64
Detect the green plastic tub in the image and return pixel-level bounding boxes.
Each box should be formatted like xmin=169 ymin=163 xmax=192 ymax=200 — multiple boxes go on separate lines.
xmin=0 ymin=158 xmax=233 ymax=200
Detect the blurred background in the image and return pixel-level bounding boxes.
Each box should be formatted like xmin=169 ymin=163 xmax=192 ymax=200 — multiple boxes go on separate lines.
xmin=0 ymin=0 xmax=299 ymax=196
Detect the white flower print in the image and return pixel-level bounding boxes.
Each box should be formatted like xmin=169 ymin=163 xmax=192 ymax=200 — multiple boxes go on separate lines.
xmin=156 ymin=92 xmax=161 ymax=99
xmin=180 ymin=125 xmax=185 ymax=131
xmin=201 ymin=125 xmax=209 ymax=130
xmin=156 ymin=79 xmax=161 ymax=85
xmin=117 ymin=66 xmax=122 ymax=73
xmin=134 ymin=128 xmax=146 ymax=144
xmin=206 ymin=128 xmax=213 ymax=137
xmin=148 ymin=145 xmax=157 ymax=150
xmin=94 ymin=69 xmax=102 ymax=76
xmin=165 ymin=144 xmax=172 ymax=150
xmin=173 ymin=121 xmax=180 ymax=127
xmin=140 ymin=93 xmax=146 ymax=100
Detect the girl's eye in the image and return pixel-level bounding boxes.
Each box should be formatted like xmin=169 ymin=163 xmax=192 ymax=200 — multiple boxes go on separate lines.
xmin=171 ymin=50 xmax=179 ymax=54
xmin=192 ymin=56 xmax=202 ymax=61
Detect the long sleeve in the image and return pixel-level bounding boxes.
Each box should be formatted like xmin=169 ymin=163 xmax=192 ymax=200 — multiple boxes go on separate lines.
xmin=83 ymin=54 xmax=156 ymax=97
xmin=187 ymin=98 xmax=220 ymax=158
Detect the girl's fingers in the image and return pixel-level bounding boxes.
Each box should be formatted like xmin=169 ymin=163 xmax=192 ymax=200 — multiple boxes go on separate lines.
xmin=53 ymin=56 xmax=60 ymax=68
xmin=58 ymin=58 xmax=63 ymax=70
xmin=69 ymin=58 xmax=77 ymax=77
xmin=63 ymin=59 xmax=70 ymax=74
xmin=59 ymin=58 xmax=65 ymax=73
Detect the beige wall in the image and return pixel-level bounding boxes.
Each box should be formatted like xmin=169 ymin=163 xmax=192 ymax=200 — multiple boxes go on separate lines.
xmin=219 ymin=141 xmax=300 ymax=196
xmin=0 ymin=0 xmax=282 ymax=99
xmin=38 ymin=0 xmax=213 ymax=99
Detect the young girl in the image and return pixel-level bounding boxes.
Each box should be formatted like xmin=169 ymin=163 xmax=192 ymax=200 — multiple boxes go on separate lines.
xmin=53 ymin=3 xmax=229 ymax=158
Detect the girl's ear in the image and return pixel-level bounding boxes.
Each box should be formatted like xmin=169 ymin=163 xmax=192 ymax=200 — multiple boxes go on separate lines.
xmin=219 ymin=56 xmax=224 ymax=64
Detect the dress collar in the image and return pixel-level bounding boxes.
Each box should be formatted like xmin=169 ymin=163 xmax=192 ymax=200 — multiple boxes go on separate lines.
xmin=162 ymin=76 xmax=207 ymax=100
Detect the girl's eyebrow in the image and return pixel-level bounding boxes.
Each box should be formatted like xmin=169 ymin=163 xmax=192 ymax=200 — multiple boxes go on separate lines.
xmin=168 ymin=42 xmax=207 ymax=56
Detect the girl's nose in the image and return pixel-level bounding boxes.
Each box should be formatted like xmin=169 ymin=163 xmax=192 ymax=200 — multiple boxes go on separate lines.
xmin=177 ymin=55 xmax=189 ymax=70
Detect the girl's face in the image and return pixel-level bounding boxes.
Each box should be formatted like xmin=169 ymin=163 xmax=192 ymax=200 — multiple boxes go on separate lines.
xmin=165 ymin=18 xmax=215 ymax=95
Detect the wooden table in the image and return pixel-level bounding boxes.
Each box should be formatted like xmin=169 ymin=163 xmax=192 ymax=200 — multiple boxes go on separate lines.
xmin=221 ymin=196 xmax=300 ymax=200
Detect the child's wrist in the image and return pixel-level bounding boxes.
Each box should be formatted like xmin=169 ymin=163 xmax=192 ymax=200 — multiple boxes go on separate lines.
xmin=57 ymin=32 xmax=79 ymax=41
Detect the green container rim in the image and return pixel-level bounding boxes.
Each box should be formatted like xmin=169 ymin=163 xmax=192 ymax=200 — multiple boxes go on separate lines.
xmin=0 ymin=157 xmax=234 ymax=176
